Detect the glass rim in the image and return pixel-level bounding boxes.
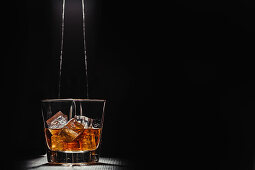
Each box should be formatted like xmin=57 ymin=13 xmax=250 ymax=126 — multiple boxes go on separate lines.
xmin=41 ymin=98 xmax=106 ymax=102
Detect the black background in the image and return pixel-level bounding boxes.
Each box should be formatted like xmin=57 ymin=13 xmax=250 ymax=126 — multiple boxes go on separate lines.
xmin=2 ymin=0 xmax=255 ymax=170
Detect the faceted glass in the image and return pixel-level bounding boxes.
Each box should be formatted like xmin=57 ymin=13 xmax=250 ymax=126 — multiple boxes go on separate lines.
xmin=41 ymin=99 xmax=106 ymax=165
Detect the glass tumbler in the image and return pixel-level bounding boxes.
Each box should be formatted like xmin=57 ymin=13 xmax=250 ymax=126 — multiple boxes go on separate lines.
xmin=41 ymin=99 xmax=106 ymax=165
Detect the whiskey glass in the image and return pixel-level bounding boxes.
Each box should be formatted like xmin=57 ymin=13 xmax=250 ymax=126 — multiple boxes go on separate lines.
xmin=41 ymin=99 xmax=106 ymax=165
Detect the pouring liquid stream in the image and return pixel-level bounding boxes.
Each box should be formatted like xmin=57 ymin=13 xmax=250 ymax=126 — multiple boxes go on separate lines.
xmin=58 ymin=0 xmax=89 ymax=99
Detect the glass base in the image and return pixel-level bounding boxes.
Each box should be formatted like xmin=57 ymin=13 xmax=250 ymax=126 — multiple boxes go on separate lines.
xmin=47 ymin=149 xmax=99 ymax=164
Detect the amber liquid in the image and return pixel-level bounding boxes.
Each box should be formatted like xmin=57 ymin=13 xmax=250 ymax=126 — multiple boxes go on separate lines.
xmin=45 ymin=128 xmax=101 ymax=151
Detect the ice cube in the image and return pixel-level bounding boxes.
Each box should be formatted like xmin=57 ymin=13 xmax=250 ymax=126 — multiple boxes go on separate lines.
xmin=75 ymin=115 xmax=93 ymax=128
xmin=59 ymin=118 xmax=84 ymax=142
xmin=92 ymin=119 xmax=101 ymax=128
xmin=46 ymin=111 xmax=68 ymax=129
